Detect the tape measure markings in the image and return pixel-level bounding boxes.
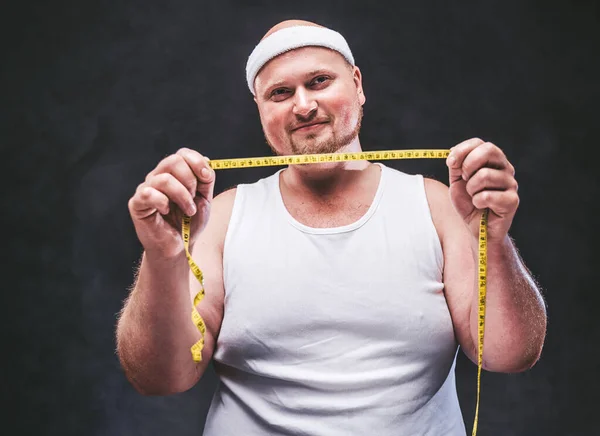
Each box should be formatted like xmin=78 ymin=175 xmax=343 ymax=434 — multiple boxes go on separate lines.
xmin=208 ymin=149 xmax=450 ymax=169
xmin=472 ymin=208 xmax=488 ymax=435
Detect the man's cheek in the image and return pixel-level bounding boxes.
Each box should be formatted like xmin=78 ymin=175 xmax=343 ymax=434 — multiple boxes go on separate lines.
xmin=269 ymin=123 xmax=287 ymax=144
xmin=338 ymin=106 xmax=355 ymax=126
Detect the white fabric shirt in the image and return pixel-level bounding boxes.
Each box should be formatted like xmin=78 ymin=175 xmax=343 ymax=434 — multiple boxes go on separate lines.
xmin=203 ymin=163 xmax=466 ymax=435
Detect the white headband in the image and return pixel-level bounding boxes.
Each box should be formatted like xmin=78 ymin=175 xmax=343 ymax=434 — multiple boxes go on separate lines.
xmin=245 ymin=26 xmax=355 ymax=95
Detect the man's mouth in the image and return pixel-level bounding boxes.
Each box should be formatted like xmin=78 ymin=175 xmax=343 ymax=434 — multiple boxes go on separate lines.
xmin=292 ymin=121 xmax=328 ymax=132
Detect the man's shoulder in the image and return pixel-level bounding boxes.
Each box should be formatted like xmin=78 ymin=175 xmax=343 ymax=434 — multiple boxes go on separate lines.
xmin=215 ymin=185 xmax=238 ymax=200
xmin=200 ymin=187 xmax=238 ymax=250
xmin=421 ymin=177 xmax=452 ymax=242
xmin=212 ymin=186 xmax=238 ymax=217
xmin=421 ymin=177 xmax=470 ymax=248
xmin=382 ymin=166 xmax=448 ymax=198
xmin=423 ymin=177 xmax=449 ymax=199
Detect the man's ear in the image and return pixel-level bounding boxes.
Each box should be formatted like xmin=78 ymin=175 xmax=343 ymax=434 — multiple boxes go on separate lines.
xmin=353 ymin=66 xmax=366 ymax=105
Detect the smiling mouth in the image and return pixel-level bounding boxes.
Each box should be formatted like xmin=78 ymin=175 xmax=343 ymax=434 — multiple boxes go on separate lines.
xmin=293 ymin=122 xmax=328 ymax=132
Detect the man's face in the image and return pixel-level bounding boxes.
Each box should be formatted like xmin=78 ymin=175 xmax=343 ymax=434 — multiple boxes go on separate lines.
xmin=253 ymin=47 xmax=366 ymax=156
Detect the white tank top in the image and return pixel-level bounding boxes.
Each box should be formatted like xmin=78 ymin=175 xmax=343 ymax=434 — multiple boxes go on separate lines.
xmin=203 ymin=163 xmax=466 ymax=436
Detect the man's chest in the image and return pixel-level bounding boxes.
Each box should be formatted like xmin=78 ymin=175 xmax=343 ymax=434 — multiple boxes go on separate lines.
xmin=285 ymin=200 xmax=371 ymax=228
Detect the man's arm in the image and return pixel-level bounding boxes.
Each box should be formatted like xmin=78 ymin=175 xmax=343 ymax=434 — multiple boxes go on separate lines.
xmin=426 ymin=178 xmax=546 ymax=372
xmin=116 ymin=188 xmax=236 ymax=395
xmin=424 ymin=138 xmax=547 ymax=373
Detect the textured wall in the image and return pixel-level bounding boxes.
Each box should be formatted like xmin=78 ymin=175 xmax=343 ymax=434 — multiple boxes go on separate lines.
xmin=2 ymin=0 xmax=598 ymax=435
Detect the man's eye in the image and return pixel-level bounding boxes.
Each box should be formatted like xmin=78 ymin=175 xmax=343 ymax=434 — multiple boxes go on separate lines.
xmin=271 ymin=88 xmax=289 ymax=97
xmin=311 ymin=76 xmax=330 ymax=86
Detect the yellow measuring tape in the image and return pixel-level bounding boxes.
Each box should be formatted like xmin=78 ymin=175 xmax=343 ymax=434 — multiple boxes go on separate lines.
xmin=181 ymin=149 xmax=487 ymax=435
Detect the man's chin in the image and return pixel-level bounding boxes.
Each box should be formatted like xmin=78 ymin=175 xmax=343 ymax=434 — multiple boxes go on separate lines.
xmin=267 ymin=129 xmax=359 ymax=156
xmin=291 ymin=137 xmax=347 ymax=156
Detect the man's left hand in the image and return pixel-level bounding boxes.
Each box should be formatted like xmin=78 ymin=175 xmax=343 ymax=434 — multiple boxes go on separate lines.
xmin=446 ymin=138 xmax=519 ymax=242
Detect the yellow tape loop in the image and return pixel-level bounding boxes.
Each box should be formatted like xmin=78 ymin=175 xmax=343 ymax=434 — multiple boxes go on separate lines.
xmin=181 ymin=215 xmax=207 ymax=363
xmin=181 ymin=149 xmax=487 ymax=435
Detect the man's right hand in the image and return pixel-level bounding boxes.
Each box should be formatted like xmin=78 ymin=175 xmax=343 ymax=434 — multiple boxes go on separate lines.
xmin=128 ymin=148 xmax=215 ymax=259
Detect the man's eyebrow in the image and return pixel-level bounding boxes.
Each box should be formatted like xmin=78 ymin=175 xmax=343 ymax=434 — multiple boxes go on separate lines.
xmin=262 ymin=69 xmax=335 ymax=98
xmin=304 ymin=69 xmax=334 ymax=78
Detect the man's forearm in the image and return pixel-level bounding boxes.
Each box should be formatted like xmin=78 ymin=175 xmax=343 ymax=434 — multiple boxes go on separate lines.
xmin=469 ymin=235 xmax=547 ymax=372
xmin=116 ymin=250 xmax=203 ymax=394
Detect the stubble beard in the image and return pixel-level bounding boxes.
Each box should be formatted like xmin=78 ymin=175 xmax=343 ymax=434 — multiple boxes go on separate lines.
xmin=265 ymin=106 xmax=363 ymax=156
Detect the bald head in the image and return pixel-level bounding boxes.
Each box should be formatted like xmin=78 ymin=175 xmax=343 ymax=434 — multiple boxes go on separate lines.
xmin=262 ymin=20 xmax=324 ymax=40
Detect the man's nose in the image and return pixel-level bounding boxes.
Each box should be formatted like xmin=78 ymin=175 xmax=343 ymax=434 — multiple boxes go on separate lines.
xmin=292 ymin=88 xmax=317 ymax=118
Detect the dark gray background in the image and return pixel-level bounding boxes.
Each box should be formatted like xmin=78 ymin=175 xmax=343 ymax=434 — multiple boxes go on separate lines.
xmin=2 ymin=0 xmax=598 ymax=435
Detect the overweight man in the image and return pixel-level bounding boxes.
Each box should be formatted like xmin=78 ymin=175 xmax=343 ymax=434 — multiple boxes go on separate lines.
xmin=116 ymin=19 xmax=547 ymax=435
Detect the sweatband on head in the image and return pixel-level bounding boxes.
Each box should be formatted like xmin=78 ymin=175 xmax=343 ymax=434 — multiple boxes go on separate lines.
xmin=246 ymin=26 xmax=355 ymax=95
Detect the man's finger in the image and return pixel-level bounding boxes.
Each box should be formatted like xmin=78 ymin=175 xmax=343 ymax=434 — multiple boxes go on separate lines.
xmin=446 ymin=138 xmax=485 ymax=183
xmin=176 ymin=148 xmax=209 ymax=179
xmin=194 ymin=166 xmax=215 ymax=201
xmin=472 ymin=190 xmax=520 ymax=216
xmin=176 ymin=148 xmax=215 ymax=202
xmin=465 ymin=168 xmax=517 ymax=197
xmin=129 ymin=186 xmax=171 ymax=217
xmin=147 ymin=154 xmax=198 ymax=197
xmin=461 ymin=142 xmax=508 ymax=181
xmin=146 ymin=173 xmax=197 ymax=216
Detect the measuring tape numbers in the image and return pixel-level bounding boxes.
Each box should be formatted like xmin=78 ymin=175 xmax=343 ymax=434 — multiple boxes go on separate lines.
xmin=181 ymin=149 xmax=487 ymax=435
